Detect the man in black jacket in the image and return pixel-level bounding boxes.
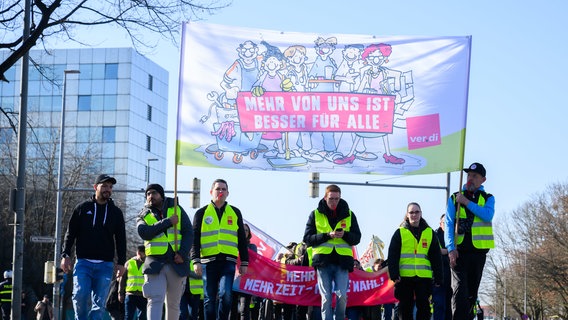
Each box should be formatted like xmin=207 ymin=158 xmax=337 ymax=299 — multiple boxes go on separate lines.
xmin=61 ymin=174 xmax=127 ymax=320
xmin=303 ymin=184 xmax=361 ymax=320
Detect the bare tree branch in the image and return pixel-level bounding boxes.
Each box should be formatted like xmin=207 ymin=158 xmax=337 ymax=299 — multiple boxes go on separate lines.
xmin=0 ymin=0 xmax=231 ymax=82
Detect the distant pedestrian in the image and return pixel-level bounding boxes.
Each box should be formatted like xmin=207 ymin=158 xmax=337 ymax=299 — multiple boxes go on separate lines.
xmin=34 ymin=295 xmax=54 ymax=320
xmin=119 ymin=245 xmax=148 ymax=320
xmin=0 ymin=270 xmax=12 ymax=320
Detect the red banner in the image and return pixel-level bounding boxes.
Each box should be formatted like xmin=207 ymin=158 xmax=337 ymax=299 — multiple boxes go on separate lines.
xmin=244 ymin=219 xmax=285 ymax=260
xmin=236 ymin=250 xmax=396 ymax=306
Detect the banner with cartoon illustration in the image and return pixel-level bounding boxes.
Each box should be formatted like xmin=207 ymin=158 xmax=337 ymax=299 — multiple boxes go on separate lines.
xmin=234 ymin=250 xmax=396 ymax=306
xmin=177 ymin=22 xmax=471 ymax=175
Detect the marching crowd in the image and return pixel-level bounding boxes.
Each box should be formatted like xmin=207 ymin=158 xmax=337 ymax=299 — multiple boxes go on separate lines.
xmin=0 ymin=161 xmax=493 ymax=320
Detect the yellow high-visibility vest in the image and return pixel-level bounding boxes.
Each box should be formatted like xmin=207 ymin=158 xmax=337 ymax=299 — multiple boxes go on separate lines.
xmin=0 ymin=282 xmax=11 ymax=302
xmin=188 ymin=261 xmax=204 ymax=297
xmin=455 ymin=193 xmax=494 ymax=249
xmin=125 ymin=259 xmax=144 ymax=292
xmin=200 ymin=204 xmax=239 ymax=258
xmin=399 ymin=227 xmax=433 ymax=278
xmin=312 ymin=210 xmax=353 ymax=257
xmin=143 ymin=206 xmax=182 ymax=255
xmin=307 ymin=247 xmax=313 ymax=266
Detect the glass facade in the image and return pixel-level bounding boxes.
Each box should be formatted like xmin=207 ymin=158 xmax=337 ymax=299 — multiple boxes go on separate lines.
xmin=0 ymin=48 xmax=169 ymax=212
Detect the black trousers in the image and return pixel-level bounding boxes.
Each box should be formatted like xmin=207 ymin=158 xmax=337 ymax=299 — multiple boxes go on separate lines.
xmin=451 ymin=251 xmax=487 ymax=319
xmin=393 ymin=277 xmax=432 ymax=320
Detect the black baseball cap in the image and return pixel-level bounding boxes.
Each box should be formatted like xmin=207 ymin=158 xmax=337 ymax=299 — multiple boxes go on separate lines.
xmin=463 ymin=163 xmax=486 ymax=177
xmin=94 ymin=174 xmax=117 ymax=185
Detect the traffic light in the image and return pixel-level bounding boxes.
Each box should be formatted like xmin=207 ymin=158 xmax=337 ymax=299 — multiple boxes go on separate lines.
xmin=191 ymin=178 xmax=201 ymax=209
xmin=309 ymin=172 xmax=320 ymax=198
xmin=44 ymin=261 xmax=54 ymax=284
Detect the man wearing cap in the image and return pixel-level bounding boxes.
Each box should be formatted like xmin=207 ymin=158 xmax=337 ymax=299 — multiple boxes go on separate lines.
xmin=61 ymin=174 xmax=127 ymax=320
xmin=137 ymin=183 xmax=193 ymax=320
xmin=445 ymin=163 xmax=495 ymax=319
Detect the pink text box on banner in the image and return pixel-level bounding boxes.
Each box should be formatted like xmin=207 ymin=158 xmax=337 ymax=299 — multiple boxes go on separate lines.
xmin=236 ymin=92 xmax=395 ymax=133
xmin=406 ymin=113 xmax=442 ymax=150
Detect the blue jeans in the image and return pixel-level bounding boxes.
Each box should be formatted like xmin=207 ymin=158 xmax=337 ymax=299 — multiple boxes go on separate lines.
xmin=125 ymin=294 xmax=147 ymax=320
xmin=431 ymin=284 xmax=446 ymax=320
xmin=382 ymin=303 xmax=394 ymax=320
xmin=202 ymin=260 xmax=236 ymax=320
xmin=316 ymin=264 xmax=349 ymax=320
xmin=72 ymin=259 xmax=114 ymax=320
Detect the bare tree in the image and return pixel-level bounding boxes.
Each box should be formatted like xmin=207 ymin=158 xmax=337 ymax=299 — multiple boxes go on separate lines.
xmin=0 ymin=112 xmax=95 ymax=296
xmin=484 ymin=181 xmax=568 ymax=320
xmin=0 ymin=0 xmax=230 ymax=82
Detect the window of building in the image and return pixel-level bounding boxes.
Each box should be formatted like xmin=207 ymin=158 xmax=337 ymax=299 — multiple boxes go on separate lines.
xmin=105 ymin=63 xmax=118 ymax=79
xmin=104 ymin=95 xmax=117 ymax=110
xmin=146 ymin=135 xmax=151 ymax=151
xmin=76 ymin=127 xmax=91 ymax=143
xmin=103 ymin=126 xmax=116 ymax=143
xmin=147 ymin=105 xmax=152 ymax=121
xmin=148 ymin=74 xmax=153 ymax=91
xmin=39 ymin=96 xmax=53 ymax=111
xmin=0 ymin=128 xmax=14 ymax=145
xmin=91 ymin=95 xmax=104 ymax=111
xmin=1 ymin=96 xmax=15 ymax=111
xmin=101 ymin=158 xmax=115 ymax=173
xmin=2 ymin=66 xmax=16 ymax=82
xmin=79 ymin=64 xmax=93 ymax=80
xmin=78 ymin=95 xmax=91 ymax=111
xmin=92 ymin=64 xmax=105 ymax=79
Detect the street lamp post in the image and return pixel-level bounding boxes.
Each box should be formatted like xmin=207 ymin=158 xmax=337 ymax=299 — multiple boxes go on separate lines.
xmin=524 ymin=248 xmax=527 ymax=316
xmin=146 ymin=158 xmax=158 ymax=186
xmin=53 ymin=69 xmax=80 ymax=320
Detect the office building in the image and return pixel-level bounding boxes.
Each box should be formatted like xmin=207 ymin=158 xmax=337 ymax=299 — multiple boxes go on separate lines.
xmin=0 ymin=47 xmax=168 ymax=215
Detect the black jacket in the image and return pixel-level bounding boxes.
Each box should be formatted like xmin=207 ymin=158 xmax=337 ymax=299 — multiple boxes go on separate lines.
xmin=303 ymin=198 xmax=361 ymax=272
xmin=62 ymin=196 xmax=127 ymax=265
xmin=387 ymin=218 xmax=443 ymax=286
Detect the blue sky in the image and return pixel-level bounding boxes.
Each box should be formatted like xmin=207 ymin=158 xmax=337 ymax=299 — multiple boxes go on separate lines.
xmin=51 ymin=0 xmax=567 ymax=256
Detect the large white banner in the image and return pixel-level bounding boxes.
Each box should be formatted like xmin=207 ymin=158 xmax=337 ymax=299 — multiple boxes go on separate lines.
xmin=177 ymin=22 xmax=471 ymax=175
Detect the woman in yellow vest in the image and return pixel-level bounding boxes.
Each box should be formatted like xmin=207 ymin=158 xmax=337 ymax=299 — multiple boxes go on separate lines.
xmin=387 ymin=202 xmax=443 ymax=320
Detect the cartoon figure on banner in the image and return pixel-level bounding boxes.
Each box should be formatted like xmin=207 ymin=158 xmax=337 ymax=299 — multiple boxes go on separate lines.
xmin=283 ymin=45 xmax=324 ymax=163
xmin=251 ymin=41 xmax=307 ymax=168
xmin=201 ymin=40 xmax=266 ymax=164
xmin=334 ymin=43 xmax=415 ymax=165
xmin=307 ymin=36 xmax=344 ymax=163
xmin=334 ymin=44 xmax=380 ymax=163
xmin=335 ymin=44 xmax=365 ymax=93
